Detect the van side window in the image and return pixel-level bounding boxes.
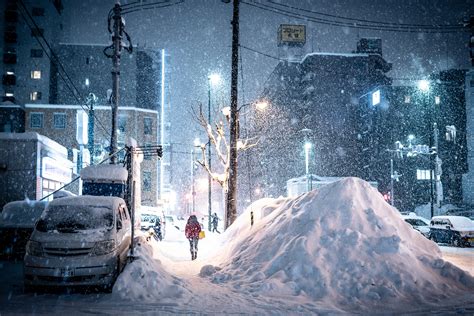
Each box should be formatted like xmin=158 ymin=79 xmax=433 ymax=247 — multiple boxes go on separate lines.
xmin=117 ymin=207 xmax=123 ymax=221
xmin=120 ymin=206 xmax=128 ymax=220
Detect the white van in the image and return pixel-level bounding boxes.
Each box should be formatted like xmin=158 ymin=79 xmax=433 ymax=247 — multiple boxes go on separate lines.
xmin=24 ymin=196 xmax=131 ymax=291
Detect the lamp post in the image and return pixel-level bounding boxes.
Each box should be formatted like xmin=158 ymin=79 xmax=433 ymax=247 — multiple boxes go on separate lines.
xmin=208 ymin=73 xmax=220 ymax=231
xmin=304 ymin=141 xmax=312 ymax=192
xmin=192 ymin=138 xmax=201 ymax=214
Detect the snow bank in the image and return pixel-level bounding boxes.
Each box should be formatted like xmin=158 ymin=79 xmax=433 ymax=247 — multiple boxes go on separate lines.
xmin=113 ymin=236 xmax=191 ymax=302
xmin=203 ymin=177 xmax=474 ymax=312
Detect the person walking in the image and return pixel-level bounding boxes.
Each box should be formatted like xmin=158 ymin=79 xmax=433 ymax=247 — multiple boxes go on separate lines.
xmin=185 ymin=215 xmax=201 ymax=260
xmin=211 ymin=212 xmax=220 ymax=233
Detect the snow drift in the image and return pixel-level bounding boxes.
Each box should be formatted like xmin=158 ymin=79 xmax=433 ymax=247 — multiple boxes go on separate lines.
xmin=203 ymin=177 xmax=474 ymax=312
xmin=112 ymin=236 xmax=191 ymax=303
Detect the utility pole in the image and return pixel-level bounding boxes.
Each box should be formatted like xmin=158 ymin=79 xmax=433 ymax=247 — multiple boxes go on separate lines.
xmin=104 ymin=2 xmax=132 ymax=164
xmin=390 ymin=158 xmax=394 ymax=206
xmin=110 ymin=3 xmax=121 ymax=164
xmin=208 ymin=78 xmax=212 ymax=231
xmin=87 ymin=93 xmax=97 ymax=164
xmin=226 ymin=0 xmax=240 ymax=229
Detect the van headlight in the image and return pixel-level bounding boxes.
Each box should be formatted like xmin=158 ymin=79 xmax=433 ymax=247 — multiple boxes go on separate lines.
xmin=92 ymin=240 xmax=116 ymax=256
xmin=26 ymin=240 xmax=44 ymax=257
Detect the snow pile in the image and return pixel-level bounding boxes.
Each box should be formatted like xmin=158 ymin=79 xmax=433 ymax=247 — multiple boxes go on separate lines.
xmin=113 ymin=236 xmax=191 ymax=302
xmin=203 ymin=177 xmax=474 ymax=312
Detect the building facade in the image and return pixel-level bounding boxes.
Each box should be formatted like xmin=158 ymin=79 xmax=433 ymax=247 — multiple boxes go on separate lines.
xmin=357 ymin=69 xmax=467 ymax=212
xmin=250 ymin=40 xmax=392 ymax=198
xmin=0 ymin=132 xmax=72 ymax=209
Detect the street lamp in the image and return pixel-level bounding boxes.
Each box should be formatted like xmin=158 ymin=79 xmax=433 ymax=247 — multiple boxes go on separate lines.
xmin=418 ymin=79 xmax=430 ymax=92
xmin=192 ymin=138 xmax=201 ymax=214
xmin=207 ymin=73 xmax=220 ymax=231
xmin=304 ymin=141 xmax=312 ymax=192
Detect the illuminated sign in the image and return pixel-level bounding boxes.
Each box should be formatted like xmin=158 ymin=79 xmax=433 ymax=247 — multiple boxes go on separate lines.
xmin=372 ymin=90 xmax=380 ymax=106
xmin=41 ymin=157 xmax=73 ymax=183
xmin=278 ymin=24 xmax=306 ymax=47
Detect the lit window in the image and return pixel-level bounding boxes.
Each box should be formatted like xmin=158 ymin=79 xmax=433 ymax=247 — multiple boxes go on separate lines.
xmin=53 ymin=113 xmax=66 ymax=129
xmin=31 ymin=70 xmax=41 ymax=79
xmin=435 ymin=96 xmax=440 ymax=105
xmin=5 ymin=92 xmax=14 ymax=97
xmin=372 ymin=90 xmax=380 ymax=106
xmin=416 ymin=169 xmax=432 ymax=180
xmin=30 ymin=91 xmax=42 ymax=101
xmin=30 ymin=112 xmax=44 ymax=128
xmin=85 ymin=78 xmax=89 ymax=86
xmin=404 ymin=95 xmax=411 ymax=104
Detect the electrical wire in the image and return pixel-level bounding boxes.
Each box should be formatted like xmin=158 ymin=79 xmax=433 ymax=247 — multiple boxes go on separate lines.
xmin=265 ymin=0 xmax=465 ymax=30
xmin=240 ymin=44 xmax=283 ymax=61
xmin=122 ymin=0 xmax=184 ymax=15
xmin=242 ymin=0 xmax=468 ymax=33
xmin=18 ymin=1 xmax=113 ymax=141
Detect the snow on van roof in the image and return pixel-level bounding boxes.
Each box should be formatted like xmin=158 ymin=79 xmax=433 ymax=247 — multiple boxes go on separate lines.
xmin=80 ymin=164 xmax=128 ymax=182
xmin=48 ymin=195 xmax=124 ymax=208
xmin=0 ymin=199 xmax=48 ymax=228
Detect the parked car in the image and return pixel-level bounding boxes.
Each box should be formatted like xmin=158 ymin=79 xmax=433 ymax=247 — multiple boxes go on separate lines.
xmin=140 ymin=213 xmax=161 ymax=231
xmin=0 ymin=200 xmax=48 ymax=259
xmin=401 ymin=212 xmax=430 ymax=238
xmin=429 ymin=215 xmax=474 ymax=247
xmin=24 ymin=196 xmax=131 ymax=291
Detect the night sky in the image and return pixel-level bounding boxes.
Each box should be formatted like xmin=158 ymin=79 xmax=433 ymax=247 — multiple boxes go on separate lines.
xmin=61 ymin=0 xmax=472 ymax=197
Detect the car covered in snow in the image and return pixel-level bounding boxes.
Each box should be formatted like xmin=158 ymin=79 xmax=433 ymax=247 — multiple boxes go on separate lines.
xmin=429 ymin=215 xmax=474 ymax=247
xmin=140 ymin=213 xmax=162 ymax=230
xmin=0 ymin=200 xmax=48 ymax=259
xmin=401 ymin=212 xmax=430 ymax=238
xmin=24 ymin=196 xmax=131 ymax=291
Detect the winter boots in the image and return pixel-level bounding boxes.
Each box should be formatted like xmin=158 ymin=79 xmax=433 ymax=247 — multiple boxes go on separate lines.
xmin=191 ymin=250 xmax=197 ymax=260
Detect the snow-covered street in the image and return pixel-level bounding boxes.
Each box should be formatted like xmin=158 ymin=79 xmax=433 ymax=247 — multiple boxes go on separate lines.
xmin=1 ymin=178 xmax=474 ymax=315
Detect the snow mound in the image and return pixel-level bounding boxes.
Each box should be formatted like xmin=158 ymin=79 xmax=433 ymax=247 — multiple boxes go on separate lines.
xmin=113 ymin=236 xmax=191 ymax=302
xmin=206 ymin=177 xmax=474 ymax=312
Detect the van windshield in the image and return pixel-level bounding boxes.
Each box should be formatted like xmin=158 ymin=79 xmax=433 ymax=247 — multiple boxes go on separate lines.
xmin=36 ymin=205 xmax=113 ymax=233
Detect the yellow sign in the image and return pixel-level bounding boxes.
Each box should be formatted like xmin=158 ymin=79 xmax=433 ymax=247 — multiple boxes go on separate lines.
xmin=278 ymin=24 xmax=306 ymax=46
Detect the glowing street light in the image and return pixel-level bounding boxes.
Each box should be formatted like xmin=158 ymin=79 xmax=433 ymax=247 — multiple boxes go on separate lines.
xmin=417 ymin=79 xmax=430 ymax=92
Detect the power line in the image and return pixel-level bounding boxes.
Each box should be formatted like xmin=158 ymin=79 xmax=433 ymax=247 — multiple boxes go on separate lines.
xmin=242 ymin=0 xmax=468 ymax=34
xmin=18 ymin=0 xmax=113 ymax=141
xmin=122 ymin=0 xmax=184 ymax=15
xmin=240 ymin=44 xmax=283 ymax=60
xmin=265 ymin=0 xmax=465 ymax=30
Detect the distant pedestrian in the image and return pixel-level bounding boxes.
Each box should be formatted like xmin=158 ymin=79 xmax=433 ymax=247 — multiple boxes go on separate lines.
xmin=211 ymin=212 xmax=220 ymax=233
xmin=185 ymin=215 xmax=201 ymax=260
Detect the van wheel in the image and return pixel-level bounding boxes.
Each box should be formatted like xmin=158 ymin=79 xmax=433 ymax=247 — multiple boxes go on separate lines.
xmin=104 ymin=257 xmax=120 ymax=293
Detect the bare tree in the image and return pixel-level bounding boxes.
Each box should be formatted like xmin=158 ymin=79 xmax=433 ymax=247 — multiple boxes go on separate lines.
xmin=192 ymin=103 xmax=256 ymax=228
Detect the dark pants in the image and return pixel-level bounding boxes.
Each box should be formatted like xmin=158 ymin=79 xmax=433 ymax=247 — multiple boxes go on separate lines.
xmin=188 ymin=237 xmax=199 ymax=256
xmin=212 ymin=223 xmax=220 ymax=233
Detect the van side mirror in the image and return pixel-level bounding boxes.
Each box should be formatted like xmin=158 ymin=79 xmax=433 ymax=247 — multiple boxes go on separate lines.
xmin=117 ymin=220 xmax=122 ymax=230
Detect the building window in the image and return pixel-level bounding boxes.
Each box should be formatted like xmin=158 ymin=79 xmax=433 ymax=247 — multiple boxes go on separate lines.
xmin=143 ymin=143 xmax=152 ymax=160
xmin=144 ymin=117 xmax=153 ymax=135
xmin=143 ymin=172 xmax=152 ymax=192
xmin=31 ymin=28 xmax=44 ymax=37
xmin=435 ymin=96 xmax=440 ymax=105
xmin=404 ymin=95 xmax=411 ymax=104
xmin=118 ymin=115 xmax=127 ymax=133
xmin=30 ymin=112 xmax=44 ymax=128
xmin=53 ymin=113 xmax=66 ymax=129
xmin=5 ymin=10 xmax=19 ymax=23
xmin=30 ymin=91 xmax=42 ymax=101
xmin=31 ymin=49 xmax=43 ymax=58
xmin=32 ymin=7 xmax=45 ymax=16
xmin=416 ymin=169 xmax=432 ymax=180
xmin=31 ymin=70 xmax=41 ymax=79
xmin=2 ymin=73 xmax=16 ymax=85
xmin=3 ymin=51 xmax=17 ymax=64
xmin=4 ymin=30 xmax=17 ymax=43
